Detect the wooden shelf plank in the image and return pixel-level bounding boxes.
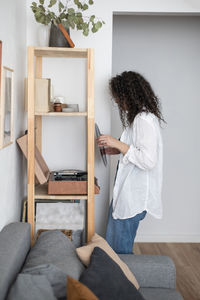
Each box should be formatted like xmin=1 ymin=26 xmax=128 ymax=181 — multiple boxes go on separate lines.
xmin=34 ymin=47 xmax=88 ymax=58
xmin=35 ymin=184 xmax=88 ymax=200
xmin=35 ymin=112 xmax=87 ymax=117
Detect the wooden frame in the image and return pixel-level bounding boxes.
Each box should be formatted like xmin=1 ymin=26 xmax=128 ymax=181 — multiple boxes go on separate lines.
xmin=0 ymin=41 xmax=2 ymax=97
xmin=27 ymin=47 xmax=95 ymax=245
xmin=0 ymin=66 xmax=14 ymax=149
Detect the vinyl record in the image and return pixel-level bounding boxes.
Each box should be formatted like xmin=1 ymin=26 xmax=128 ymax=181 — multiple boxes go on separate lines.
xmin=95 ymin=123 xmax=107 ymax=166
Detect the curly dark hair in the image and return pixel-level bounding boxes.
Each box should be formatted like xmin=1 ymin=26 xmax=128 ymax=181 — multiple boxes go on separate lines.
xmin=109 ymin=71 xmax=165 ymax=128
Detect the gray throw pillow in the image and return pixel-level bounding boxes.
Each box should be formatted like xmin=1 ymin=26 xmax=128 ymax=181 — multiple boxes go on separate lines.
xmin=7 ymin=274 xmax=56 ymax=300
xmin=80 ymin=247 xmax=145 ymax=300
xmin=22 ymin=264 xmax=67 ymax=300
xmin=22 ymin=230 xmax=85 ymax=279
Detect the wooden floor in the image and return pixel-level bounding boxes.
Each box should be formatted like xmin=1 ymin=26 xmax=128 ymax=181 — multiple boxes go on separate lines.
xmin=134 ymin=243 xmax=200 ymax=300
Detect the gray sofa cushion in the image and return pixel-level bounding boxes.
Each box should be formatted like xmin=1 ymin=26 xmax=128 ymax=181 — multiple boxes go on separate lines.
xmin=22 ymin=264 xmax=67 ymax=300
xmin=22 ymin=230 xmax=85 ymax=279
xmin=119 ymin=254 xmax=176 ymax=289
xmin=0 ymin=222 xmax=31 ymax=300
xmin=7 ymin=274 xmax=56 ymax=300
xmin=140 ymin=287 xmax=184 ymax=300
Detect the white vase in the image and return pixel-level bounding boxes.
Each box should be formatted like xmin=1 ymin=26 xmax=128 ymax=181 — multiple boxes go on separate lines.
xmin=37 ymin=25 xmax=50 ymax=47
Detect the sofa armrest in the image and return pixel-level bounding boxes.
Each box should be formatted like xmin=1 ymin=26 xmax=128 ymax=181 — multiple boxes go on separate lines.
xmin=119 ymin=254 xmax=176 ymax=289
xmin=0 ymin=222 xmax=31 ymax=300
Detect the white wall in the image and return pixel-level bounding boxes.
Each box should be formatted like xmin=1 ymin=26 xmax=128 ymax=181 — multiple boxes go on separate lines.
xmin=0 ymin=0 xmax=26 ymax=230
xmin=25 ymin=0 xmax=200 ymax=239
xmin=112 ymin=15 xmax=200 ymax=242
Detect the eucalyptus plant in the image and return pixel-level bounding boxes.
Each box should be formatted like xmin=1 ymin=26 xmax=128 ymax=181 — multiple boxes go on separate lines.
xmin=31 ymin=0 xmax=105 ymax=36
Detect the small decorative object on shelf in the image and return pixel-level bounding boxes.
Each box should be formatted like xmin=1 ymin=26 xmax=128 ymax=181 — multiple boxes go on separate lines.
xmin=52 ymin=95 xmax=64 ymax=112
xmin=62 ymin=107 xmax=74 ymax=112
xmin=53 ymin=102 xmax=62 ymax=112
xmin=30 ymin=0 xmax=105 ymax=47
xmin=62 ymin=103 xmax=79 ymax=112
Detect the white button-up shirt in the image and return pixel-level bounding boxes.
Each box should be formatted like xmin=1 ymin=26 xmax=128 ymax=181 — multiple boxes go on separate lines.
xmin=112 ymin=111 xmax=163 ymax=220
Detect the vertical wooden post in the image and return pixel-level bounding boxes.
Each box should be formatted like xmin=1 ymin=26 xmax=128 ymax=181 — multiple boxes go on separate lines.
xmin=35 ymin=56 xmax=42 ymax=152
xmin=0 ymin=41 xmax=2 ymax=148
xmin=87 ymin=48 xmax=95 ymax=242
xmin=10 ymin=70 xmax=14 ymax=144
xmin=0 ymin=67 xmax=5 ymax=148
xmin=27 ymin=46 xmax=35 ymax=246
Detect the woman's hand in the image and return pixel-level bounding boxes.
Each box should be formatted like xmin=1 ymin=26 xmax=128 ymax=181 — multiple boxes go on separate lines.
xmin=105 ymin=147 xmax=120 ymax=155
xmin=96 ymin=134 xmax=130 ymax=155
xmin=96 ymin=135 xmax=119 ymax=148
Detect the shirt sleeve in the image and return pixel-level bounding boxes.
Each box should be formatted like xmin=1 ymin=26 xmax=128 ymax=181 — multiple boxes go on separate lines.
xmin=121 ymin=116 xmax=158 ymax=170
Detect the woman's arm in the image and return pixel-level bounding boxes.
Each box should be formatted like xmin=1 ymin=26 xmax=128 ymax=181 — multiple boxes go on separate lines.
xmin=96 ymin=136 xmax=129 ymax=155
xmin=96 ymin=116 xmax=158 ymax=170
xmin=104 ymin=147 xmax=121 ymax=155
xmin=121 ymin=116 xmax=158 ymax=170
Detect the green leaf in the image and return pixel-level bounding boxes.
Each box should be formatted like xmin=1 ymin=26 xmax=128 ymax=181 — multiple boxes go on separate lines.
xmin=102 ymin=20 xmax=105 ymax=24
xmin=83 ymin=4 xmax=88 ymax=10
xmin=45 ymin=15 xmax=51 ymax=24
xmin=82 ymin=23 xmax=88 ymax=30
xmin=68 ymin=8 xmax=75 ymax=15
xmin=40 ymin=15 xmax=46 ymax=24
xmin=35 ymin=11 xmax=42 ymax=18
xmin=48 ymin=0 xmax=57 ymax=8
xmin=39 ymin=0 xmax=44 ymax=4
xmin=39 ymin=5 xmax=45 ymax=12
xmin=89 ymin=0 xmax=94 ymax=4
xmin=77 ymin=23 xmax=83 ymax=30
xmin=90 ymin=15 xmax=95 ymax=22
xmin=78 ymin=17 xmax=84 ymax=24
xmin=35 ymin=12 xmax=46 ymax=24
xmin=49 ymin=11 xmax=56 ymax=18
xmin=83 ymin=28 xmax=89 ymax=36
xmin=74 ymin=16 xmax=79 ymax=24
xmin=74 ymin=0 xmax=82 ymax=9
xmin=68 ymin=15 xmax=75 ymax=29
xmin=77 ymin=2 xmax=83 ymax=9
xmin=31 ymin=6 xmax=37 ymax=13
xmin=60 ymin=12 xmax=66 ymax=19
xmin=76 ymin=12 xmax=82 ymax=17
xmin=92 ymin=25 xmax=97 ymax=33
xmin=32 ymin=2 xmax=37 ymax=6
xmin=59 ymin=1 xmax=64 ymax=12
xmin=95 ymin=21 xmax=102 ymax=30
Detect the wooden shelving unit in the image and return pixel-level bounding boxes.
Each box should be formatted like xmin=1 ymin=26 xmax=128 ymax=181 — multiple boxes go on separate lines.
xmin=27 ymin=46 xmax=95 ymax=245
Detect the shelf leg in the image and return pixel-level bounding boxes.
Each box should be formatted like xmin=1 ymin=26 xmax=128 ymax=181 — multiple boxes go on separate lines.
xmin=87 ymin=48 xmax=95 ymax=242
xmin=35 ymin=56 xmax=43 ymax=152
xmin=27 ymin=46 xmax=35 ymax=246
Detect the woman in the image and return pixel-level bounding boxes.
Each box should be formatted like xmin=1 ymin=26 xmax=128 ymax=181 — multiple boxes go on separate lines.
xmin=96 ymin=71 xmax=165 ymax=254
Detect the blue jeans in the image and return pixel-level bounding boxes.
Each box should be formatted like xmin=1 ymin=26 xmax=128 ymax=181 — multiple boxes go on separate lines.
xmin=105 ymin=201 xmax=147 ymax=254
xmin=105 ymin=160 xmax=147 ymax=254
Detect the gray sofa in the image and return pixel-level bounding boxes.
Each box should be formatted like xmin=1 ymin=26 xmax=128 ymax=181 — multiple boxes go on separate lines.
xmin=0 ymin=222 xmax=183 ymax=300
